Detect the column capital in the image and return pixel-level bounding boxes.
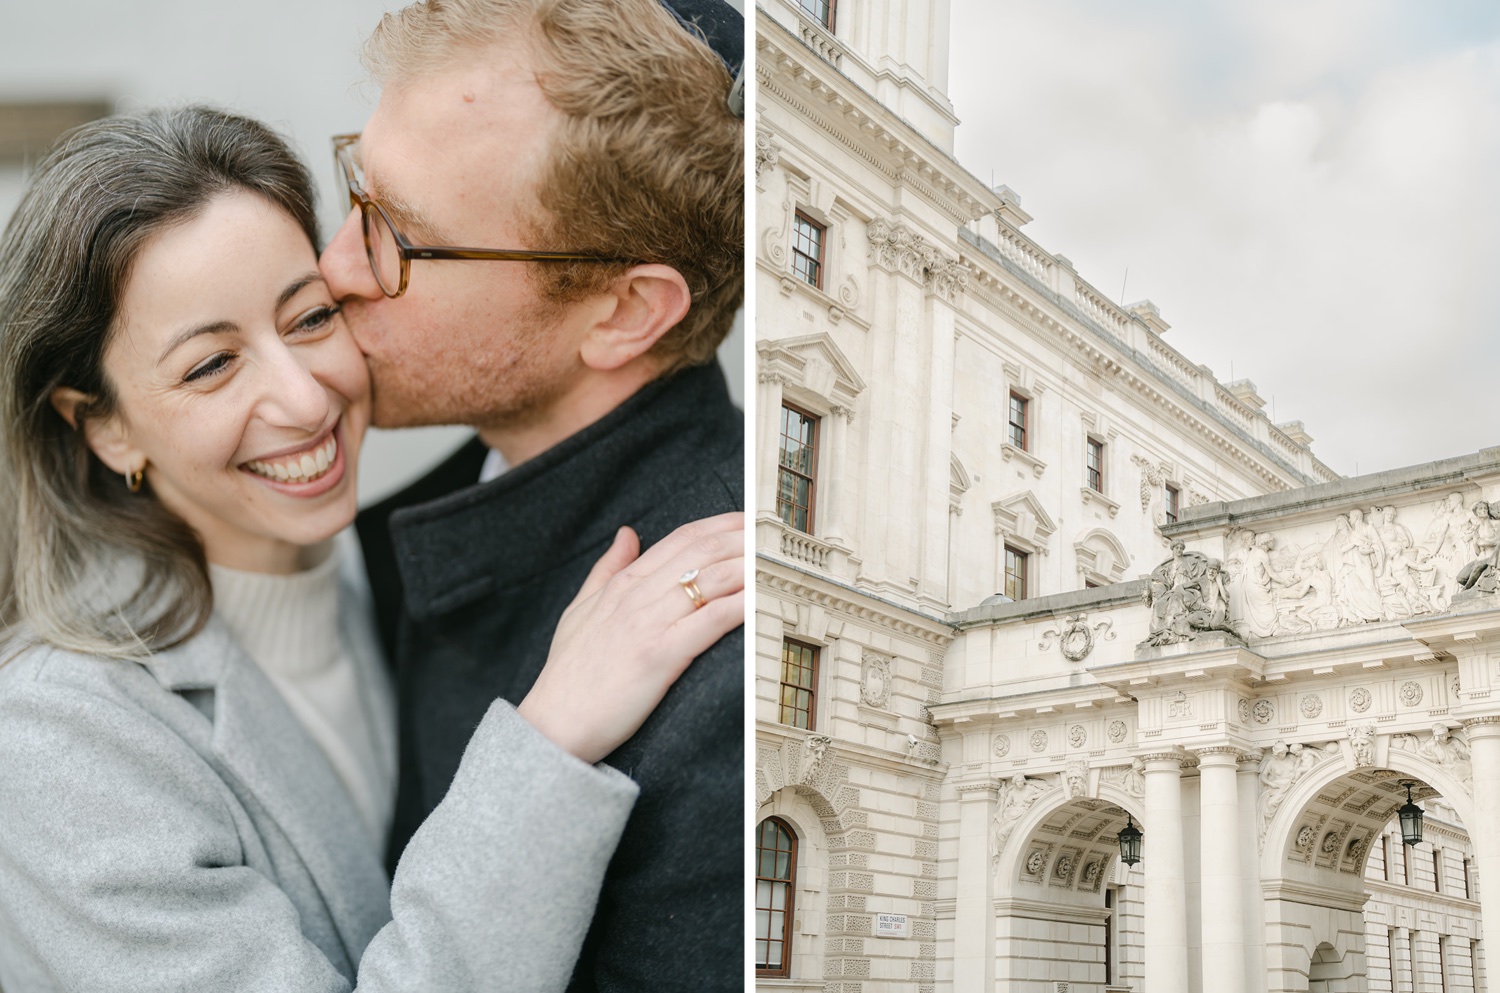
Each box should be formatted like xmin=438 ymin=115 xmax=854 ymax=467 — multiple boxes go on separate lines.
xmin=1462 ymin=715 xmax=1500 ymax=731
xmin=1140 ymin=751 xmax=1186 ymax=771
xmin=1193 ymin=745 xmax=1248 ymax=765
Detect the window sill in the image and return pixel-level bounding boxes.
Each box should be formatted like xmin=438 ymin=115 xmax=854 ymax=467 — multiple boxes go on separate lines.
xmin=1001 ymin=443 xmax=1047 ymax=478
xmin=1080 ymin=486 xmax=1120 ymax=518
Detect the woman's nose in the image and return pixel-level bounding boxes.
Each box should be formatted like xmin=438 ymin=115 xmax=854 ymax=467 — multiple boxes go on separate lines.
xmin=257 ymin=348 xmax=331 ymax=430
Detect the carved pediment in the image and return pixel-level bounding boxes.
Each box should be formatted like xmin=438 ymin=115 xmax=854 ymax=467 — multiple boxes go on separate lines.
xmin=758 ymin=333 xmax=866 ymax=413
xmin=1075 ymin=528 xmax=1131 ymax=585
xmin=993 ymin=490 xmax=1057 ymax=554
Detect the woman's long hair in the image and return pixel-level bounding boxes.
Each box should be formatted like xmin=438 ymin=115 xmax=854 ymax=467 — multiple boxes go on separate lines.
xmin=0 ymin=106 xmax=320 ymax=659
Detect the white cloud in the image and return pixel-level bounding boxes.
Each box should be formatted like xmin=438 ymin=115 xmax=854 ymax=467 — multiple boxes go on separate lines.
xmin=951 ymin=1 xmax=1500 ymax=475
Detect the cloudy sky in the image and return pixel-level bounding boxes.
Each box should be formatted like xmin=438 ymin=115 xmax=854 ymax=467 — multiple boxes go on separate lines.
xmin=949 ymin=0 xmax=1500 ymax=478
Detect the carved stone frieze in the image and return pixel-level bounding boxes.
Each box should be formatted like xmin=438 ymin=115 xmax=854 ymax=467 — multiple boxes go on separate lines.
xmin=866 ymin=217 xmax=969 ymax=301
xmin=992 ymin=774 xmax=1049 ymax=865
xmin=1109 ymin=757 xmax=1146 ymax=799
xmin=1040 ymin=611 xmax=1115 ymax=662
xmin=1061 ymin=760 xmax=1089 ymax=798
xmin=860 ymin=651 xmax=893 ymax=708
xmin=755 ymin=128 xmax=782 ymax=182
xmin=1257 ymin=740 xmax=1338 ymax=850
xmin=1392 ymin=723 xmax=1472 ymax=792
xmin=1348 ymin=724 xmax=1376 ymax=767
xmin=1221 ymin=500 xmax=1483 ymax=641
xmin=1141 ymin=541 xmax=1235 ymax=646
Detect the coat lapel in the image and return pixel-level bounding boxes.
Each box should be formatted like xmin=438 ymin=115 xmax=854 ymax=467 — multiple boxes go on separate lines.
xmin=145 ymin=619 xmax=391 ymax=970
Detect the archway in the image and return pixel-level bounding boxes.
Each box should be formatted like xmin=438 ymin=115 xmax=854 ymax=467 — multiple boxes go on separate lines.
xmin=996 ymin=787 xmax=1147 ymax=992
xmin=1259 ymin=742 xmax=1478 ymax=993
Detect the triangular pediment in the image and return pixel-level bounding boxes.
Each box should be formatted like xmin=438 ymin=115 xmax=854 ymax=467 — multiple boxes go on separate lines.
xmin=992 ymin=490 xmax=1057 ymax=553
xmin=758 ymin=333 xmax=866 ymax=410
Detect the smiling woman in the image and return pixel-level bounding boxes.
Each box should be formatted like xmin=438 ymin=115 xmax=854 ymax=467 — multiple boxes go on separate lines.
xmin=0 ymin=106 xmax=744 ymax=993
xmin=51 ymin=191 xmax=372 ymax=576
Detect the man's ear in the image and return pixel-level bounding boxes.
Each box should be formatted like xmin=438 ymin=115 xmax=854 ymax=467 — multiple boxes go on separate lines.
xmin=49 ymin=387 xmax=143 ymax=476
xmin=578 ymin=264 xmax=691 ymax=372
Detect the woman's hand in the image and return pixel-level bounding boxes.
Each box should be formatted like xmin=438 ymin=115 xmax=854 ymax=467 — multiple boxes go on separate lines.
xmin=517 ymin=512 xmax=744 ymax=764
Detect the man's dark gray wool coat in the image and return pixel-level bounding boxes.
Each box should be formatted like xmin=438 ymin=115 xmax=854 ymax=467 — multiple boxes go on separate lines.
xmin=356 ymin=361 xmax=743 ymax=993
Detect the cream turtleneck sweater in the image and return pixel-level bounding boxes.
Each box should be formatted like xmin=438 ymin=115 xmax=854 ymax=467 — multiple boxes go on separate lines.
xmin=208 ymin=547 xmax=396 ymax=852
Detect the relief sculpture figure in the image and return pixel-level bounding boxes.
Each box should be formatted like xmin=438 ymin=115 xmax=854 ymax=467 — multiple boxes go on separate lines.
xmin=1144 ymin=541 xmax=1233 ymax=646
xmin=1456 ymin=502 xmax=1500 ymax=597
xmin=992 ymin=774 xmax=1048 ymax=863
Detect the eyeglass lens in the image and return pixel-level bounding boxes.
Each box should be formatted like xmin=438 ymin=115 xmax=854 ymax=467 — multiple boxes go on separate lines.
xmin=361 ymin=205 xmax=404 ymax=298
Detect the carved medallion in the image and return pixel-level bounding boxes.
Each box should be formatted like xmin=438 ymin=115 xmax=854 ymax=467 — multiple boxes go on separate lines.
xmin=1452 ymin=676 xmax=1462 ymax=701
xmin=1082 ymin=860 xmax=1102 ymax=887
xmin=1321 ymin=832 xmax=1342 ymax=855
xmin=1301 ymin=695 xmax=1324 ymax=719
xmin=1054 ymin=854 xmax=1074 ymax=880
xmin=1026 ymin=850 xmax=1046 ymax=875
xmin=1253 ymin=700 xmax=1275 ymax=724
xmin=1168 ymin=691 xmax=1193 ymax=719
xmin=1068 ymin=724 xmax=1087 ymax=748
xmin=1107 ymin=720 xmax=1128 ymax=744
xmin=1297 ymin=825 xmax=1316 ymax=849
xmin=1238 ymin=699 xmax=1252 ymax=723
xmin=860 ymin=651 xmax=892 ymax=708
xmin=993 ymin=734 xmax=1011 ymax=758
xmin=1350 ymin=687 xmax=1372 ymax=713
xmin=1400 ymin=681 xmax=1423 ymax=707
xmin=1030 ymin=730 xmax=1048 ymax=753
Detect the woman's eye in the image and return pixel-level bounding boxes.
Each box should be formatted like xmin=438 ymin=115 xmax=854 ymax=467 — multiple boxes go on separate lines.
xmin=184 ymin=353 xmax=233 ymax=383
xmin=289 ymin=304 xmax=341 ymax=337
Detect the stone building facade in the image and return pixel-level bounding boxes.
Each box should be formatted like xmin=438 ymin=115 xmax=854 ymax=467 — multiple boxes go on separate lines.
xmin=752 ymin=2 xmax=1494 ymax=992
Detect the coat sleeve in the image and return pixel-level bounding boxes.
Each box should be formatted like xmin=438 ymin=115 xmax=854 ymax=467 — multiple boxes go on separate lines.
xmin=0 ymin=672 xmax=636 ymax=993
xmin=572 ymin=629 xmax=744 ymax=992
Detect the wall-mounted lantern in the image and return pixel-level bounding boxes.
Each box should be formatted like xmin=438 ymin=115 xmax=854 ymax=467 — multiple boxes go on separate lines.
xmin=1118 ymin=813 xmax=1143 ymax=866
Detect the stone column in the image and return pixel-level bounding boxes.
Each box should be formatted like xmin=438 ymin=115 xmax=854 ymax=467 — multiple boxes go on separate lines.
xmin=822 ymin=406 xmax=850 ymax=547
xmin=1238 ymin=750 xmax=1267 ymax=991
xmin=1463 ymin=717 xmax=1500 ymax=985
xmin=953 ymin=782 xmax=998 ymax=993
xmin=1197 ymin=747 xmax=1247 ymax=993
xmin=1143 ymin=753 xmax=1190 ymax=993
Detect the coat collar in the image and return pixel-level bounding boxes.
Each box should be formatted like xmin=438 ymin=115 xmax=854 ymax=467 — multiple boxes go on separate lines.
xmin=387 ymin=361 xmax=740 ymax=621
xmin=141 ymin=613 xmax=391 ymax=970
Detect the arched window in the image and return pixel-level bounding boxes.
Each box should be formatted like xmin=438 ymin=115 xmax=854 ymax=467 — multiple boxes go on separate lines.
xmin=756 ymin=817 xmax=798 ymax=977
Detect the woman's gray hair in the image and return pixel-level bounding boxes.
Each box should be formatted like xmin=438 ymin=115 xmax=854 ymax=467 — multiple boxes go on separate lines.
xmin=0 ymin=105 xmax=319 ymax=659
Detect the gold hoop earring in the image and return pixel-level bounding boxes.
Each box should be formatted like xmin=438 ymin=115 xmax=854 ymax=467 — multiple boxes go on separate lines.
xmin=126 ymin=467 xmax=144 ymax=493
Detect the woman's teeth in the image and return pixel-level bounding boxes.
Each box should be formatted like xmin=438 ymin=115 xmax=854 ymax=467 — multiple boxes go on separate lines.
xmin=245 ymin=435 xmax=337 ymax=483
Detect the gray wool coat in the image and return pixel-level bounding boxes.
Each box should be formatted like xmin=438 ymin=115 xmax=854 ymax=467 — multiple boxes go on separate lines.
xmin=0 ymin=571 xmax=637 ymax=993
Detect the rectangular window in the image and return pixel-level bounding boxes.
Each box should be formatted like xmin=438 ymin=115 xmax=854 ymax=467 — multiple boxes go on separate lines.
xmin=755 ymin=819 xmax=797 ymax=977
xmin=1086 ymin=438 xmax=1105 ymax=492
xmin=791 ymin=211 xmax=825 ymax=289
xmin=1434 ymin=848 xmax=1443 ymax=893
xmin=1004 ymin=546 xmax=1028 ymax=600
xmin=1384 ymin=835 xmax=1392 ymax=882
xmin=1008 ymin=392 xmax=1029 ymax=451
xmin=777 ymin=404 xmax=818 ymax=533
xmin=779 ymin=639 xmax=819 ymax=730
xmin=1465 ymin=857 xmax=1473 ymax=900
xmin=1164 ymin=484 xmax=1180 ymax=524
xmin=797 ymin=0 xmax=835 ymax=30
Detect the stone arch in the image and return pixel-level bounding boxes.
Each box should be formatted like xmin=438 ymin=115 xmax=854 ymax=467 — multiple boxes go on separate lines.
xmin=1073 ymin=527 xmax=1132 ymax=587
xmin=1258 ymin=743 xmax=1472 ymax=879
xmin=757 ymin=790 xmax=831 ymax=987
xmin=1257 ymin=740 xmax=1473 ymax=993
xmin=992 ymin=778 xmax=1145 ymax=889
xmin=989 ymin=781 xmax=1148 ymax=991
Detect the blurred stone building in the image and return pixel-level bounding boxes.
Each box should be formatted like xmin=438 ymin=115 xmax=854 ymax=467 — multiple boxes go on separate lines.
xmin=753 ymin=2 xmax=1497 ymax=991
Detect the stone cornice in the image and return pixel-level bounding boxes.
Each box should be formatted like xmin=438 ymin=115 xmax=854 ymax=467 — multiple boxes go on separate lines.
xmin=757 ymin=15 xmax=993 ymax=226
xmin=757 ymin=557 xmax=955 ymax=646
xmin=755 ymin=721 xmax=946 ymax=780
xmin=957 ymin=241 xmax=1322 ymax=493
